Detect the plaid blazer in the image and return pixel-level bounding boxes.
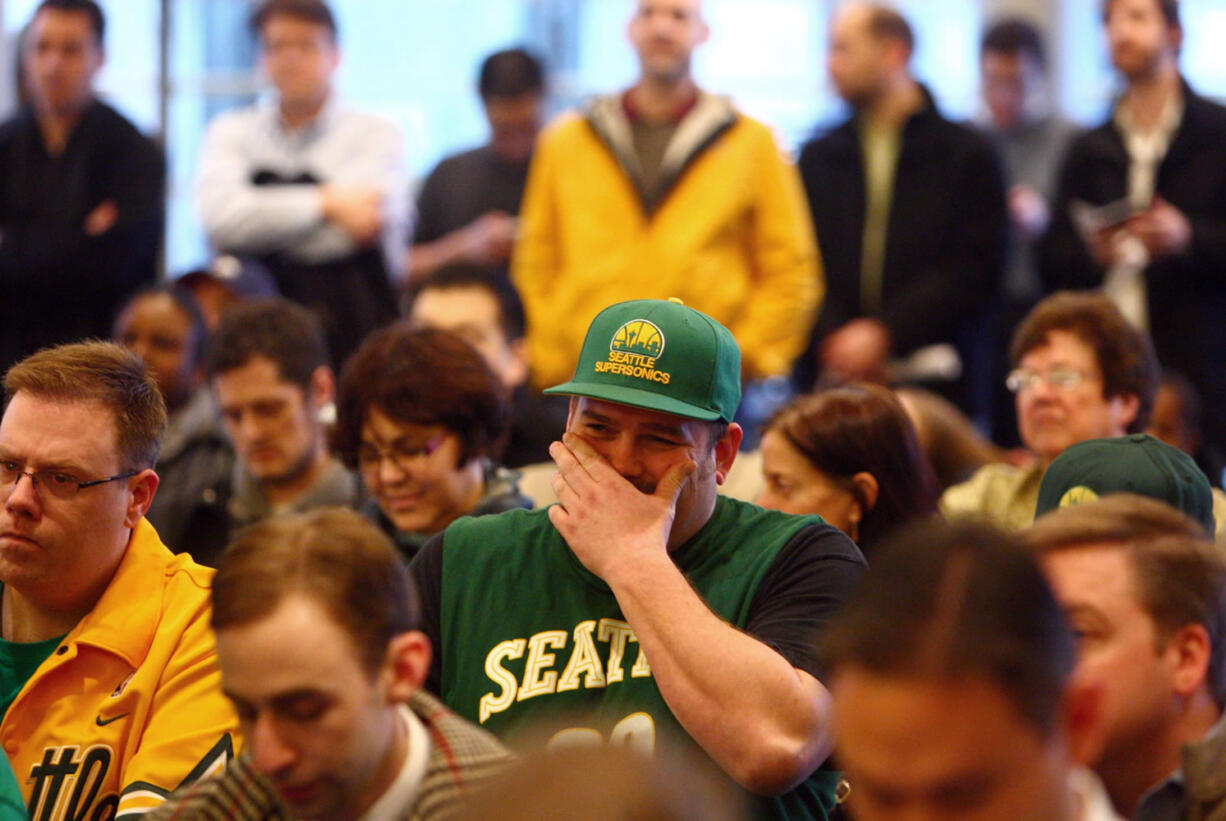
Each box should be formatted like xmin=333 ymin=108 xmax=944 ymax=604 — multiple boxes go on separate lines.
xmin=144 ymin=690 xmax=513 ymax=820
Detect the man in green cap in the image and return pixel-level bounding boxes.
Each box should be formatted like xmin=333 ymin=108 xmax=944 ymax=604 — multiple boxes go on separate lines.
xmin=1034 ymin=433 xmax=1217 ymax=536
xmin=409 ymin=298 xmax=866 ymax=820
xmin=1028 ymin=494 xmax=1226 ymax=818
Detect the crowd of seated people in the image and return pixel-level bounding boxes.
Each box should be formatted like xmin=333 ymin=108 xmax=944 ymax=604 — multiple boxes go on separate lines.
xmin=0 ymin=0 xmax=1225 ymax=818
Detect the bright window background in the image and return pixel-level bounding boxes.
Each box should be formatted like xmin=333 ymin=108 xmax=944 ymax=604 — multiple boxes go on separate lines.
xmin=163 ymin=0 xmax=542 ymax=273
xmin=0 ymin=1 xmax=1220 ymax=274
xmin=557 ymin=0 xmax=980 ymax=151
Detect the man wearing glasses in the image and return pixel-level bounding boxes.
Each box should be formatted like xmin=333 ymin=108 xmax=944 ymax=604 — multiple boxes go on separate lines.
xmin=941 ymin=290 xmax=1159 ymax=531
xmin=0 ymin=341 xmax=238 ymax=819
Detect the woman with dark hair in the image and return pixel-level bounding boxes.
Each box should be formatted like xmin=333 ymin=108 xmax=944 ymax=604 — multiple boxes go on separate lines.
xmin=756 ymin=383 xmax=938 ymax=553
xmin=334 ymin=323 xmax=531 ymax=558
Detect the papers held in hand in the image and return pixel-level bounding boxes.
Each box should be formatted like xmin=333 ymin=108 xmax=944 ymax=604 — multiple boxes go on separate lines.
xmin=1070 ymin=197 xmax=1140 ymax=236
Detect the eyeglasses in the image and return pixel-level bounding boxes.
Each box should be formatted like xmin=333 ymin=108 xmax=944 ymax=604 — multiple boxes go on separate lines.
xmin=0 ymin=460 xmax=139 ymax=500
xmin=1005 ymin=367 xmax=1091 ymax=394
xmin=356 ymin=434 xmax=446 ymax=476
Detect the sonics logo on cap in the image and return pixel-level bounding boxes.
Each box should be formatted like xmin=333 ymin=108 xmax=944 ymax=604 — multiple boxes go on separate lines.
xmin=593 ymin=319 xmax=672 ymax=384
xmin=1059 ymin=486 xmax=1099 ymax=508
xmin=612 ymin=319 xmax=665 ymax=357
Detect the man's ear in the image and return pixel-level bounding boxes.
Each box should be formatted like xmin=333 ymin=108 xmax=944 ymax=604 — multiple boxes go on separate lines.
xmin=384 ymin=631 xmax=432 ymax=704
xmin=504 ymin=337 xmax=530 ymax=390
xmin=695 ymin=18 xmax=711 ymax=47
xmin=883 ymin=38 xmax=910 ymax=74
xmin=1168 ymin=24 xmax=1184 ymax=58
xmin=1111 ymin=392 xmax=1141 ymax=434
xmin=124 ymin=469 xmax=160 ymax=529
xmin=1166 ymin=622 xmax=1213 ymax=699
xmin=713 ymin=423 xmax=743 ymax=485
xmin=309 ymin=365 xmax=335 ymax=408
xmin=1062 ymin=668 xmax=1106 ymax=767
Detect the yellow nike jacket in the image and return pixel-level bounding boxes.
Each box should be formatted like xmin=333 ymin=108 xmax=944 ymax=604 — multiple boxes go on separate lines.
xmin=1 ymin=519 xmax=239 ymax=820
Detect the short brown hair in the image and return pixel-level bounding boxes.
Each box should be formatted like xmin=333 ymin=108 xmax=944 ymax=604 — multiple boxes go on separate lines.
xmin=1028 ymin=494 xmax=1226 ymax=706
xmin=825 ymin=519 xmax=1075 ymax=735
xmin=1010 ymin=291 xmax=1159 ymax=432
xmin=212 ymin=507 xmax=418 ymax=674
xmin=4 ymin=341 xmax=167 ymax=471
xmin=205 ymin=298 xmax=329 ymax=391
xmin=1102 ymin=0 xmax=1180 ymax=29
xmin=250 ymin=0 xmax=336 ymax=40
xmin=333 ymin=324 xmax=508 ymax=469
xmin=35 ymin=0 xmax=104 ymax=43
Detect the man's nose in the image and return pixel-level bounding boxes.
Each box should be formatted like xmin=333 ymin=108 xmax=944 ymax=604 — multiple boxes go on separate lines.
xmin=236 ymin=412 xmax=266 ymax=444
xmin=249 ymin=714 xmax=296 ymax=776
xmin=605 ymin=435 xmax=644 ymax=479
xmin=4 ymin=472 xmax=41 ymax=518
xmin=129 ymin=340 xmax=153 ymax=365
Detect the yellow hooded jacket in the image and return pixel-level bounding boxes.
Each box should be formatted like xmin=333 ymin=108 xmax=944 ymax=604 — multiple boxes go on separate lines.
xmin=513 ymin=92 xmax=822 ymax=388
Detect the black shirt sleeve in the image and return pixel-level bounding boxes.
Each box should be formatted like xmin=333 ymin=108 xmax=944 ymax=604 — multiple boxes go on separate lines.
xmin=407 ymin=532 xmax=446 ymax=695
xmin=744 ymin=523 xmax=868 ymax=682
xmin=411 ymin=162 xmax=450 ymax=245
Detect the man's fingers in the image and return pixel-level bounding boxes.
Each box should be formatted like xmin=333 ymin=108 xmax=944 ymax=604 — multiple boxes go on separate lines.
xmin=550 ymin=439 xmax=602 ymax=498
xmin=549 ymin=439 xmax=581 ymax=472
xmin=654 ymin=459 xmax=696 ymax=506
xmin=561 ymin=432 xmax=617 ymax=480
xmin=551 ymin=469 xmax=577 ymax=507
xmin=547 ymin=503 xmax=570 ymax=533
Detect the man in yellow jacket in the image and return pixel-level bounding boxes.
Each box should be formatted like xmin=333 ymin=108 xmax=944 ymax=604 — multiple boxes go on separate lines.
xmin=512 ymin=0 xmax=821 ymax=390
xmin=0 ymin=341 xmax=239 ymax=820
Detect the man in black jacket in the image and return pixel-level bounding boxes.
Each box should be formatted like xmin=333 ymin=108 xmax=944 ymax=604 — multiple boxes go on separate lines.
xmin=1040 ymin=0 xmax=1226 ymax=478
xmin=0 ymin=0 xmax=164 ymax=374
xmin=796 ymin=2 xmax=1006 ymax=422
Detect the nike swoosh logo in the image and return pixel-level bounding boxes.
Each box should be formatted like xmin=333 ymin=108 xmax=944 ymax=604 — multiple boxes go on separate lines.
xmin=95 ymin=713 xmax=130 ymax=727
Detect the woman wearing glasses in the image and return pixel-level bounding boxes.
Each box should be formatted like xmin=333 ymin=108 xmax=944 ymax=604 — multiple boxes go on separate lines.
xmin=333 ymin=324 xmax=531 ymax=558
xmin=941 ymin=291 xmax=1158 ymax=531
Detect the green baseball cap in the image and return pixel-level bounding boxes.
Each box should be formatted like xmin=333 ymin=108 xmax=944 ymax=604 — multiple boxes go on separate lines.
xmin=544 ymin=298 xmax=741 ymax=422
xmin=1034 ymin=434 xmax=1215 ymax=534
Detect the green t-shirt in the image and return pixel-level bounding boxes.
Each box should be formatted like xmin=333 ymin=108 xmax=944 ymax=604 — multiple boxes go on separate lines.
xmin=0 ymin=752 xmax=24 ymax=820
xmin=428 ymin=496 xmax=864 ymax=820
xmin=0 ymin=633 xmax=63 ymax=721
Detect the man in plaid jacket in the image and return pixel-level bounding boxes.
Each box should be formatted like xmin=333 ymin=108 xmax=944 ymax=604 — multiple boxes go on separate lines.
xmin=146 ymin=508 xmax=511 ymax=821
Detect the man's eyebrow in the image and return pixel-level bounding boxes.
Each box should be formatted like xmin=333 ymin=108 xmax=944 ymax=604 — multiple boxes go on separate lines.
xmin=223 ymin=687 xmax=329 ymax=707
xmin=1062 ymin=602 xmax=1109 ymax=625
xmin=0 ymin=449 xmax=90 ymax=475
xmin=578 ymin=410 xmax=689 ymax=438
xmin=642 ymin=422 xmax=688 ymax=435
xmin=270 ymin=689 xmax=332 ymax=713
xmin=577 ymin=409 xmax=615 ymax=425
xmin=37 ymin=462 xmax=91 ymax=476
